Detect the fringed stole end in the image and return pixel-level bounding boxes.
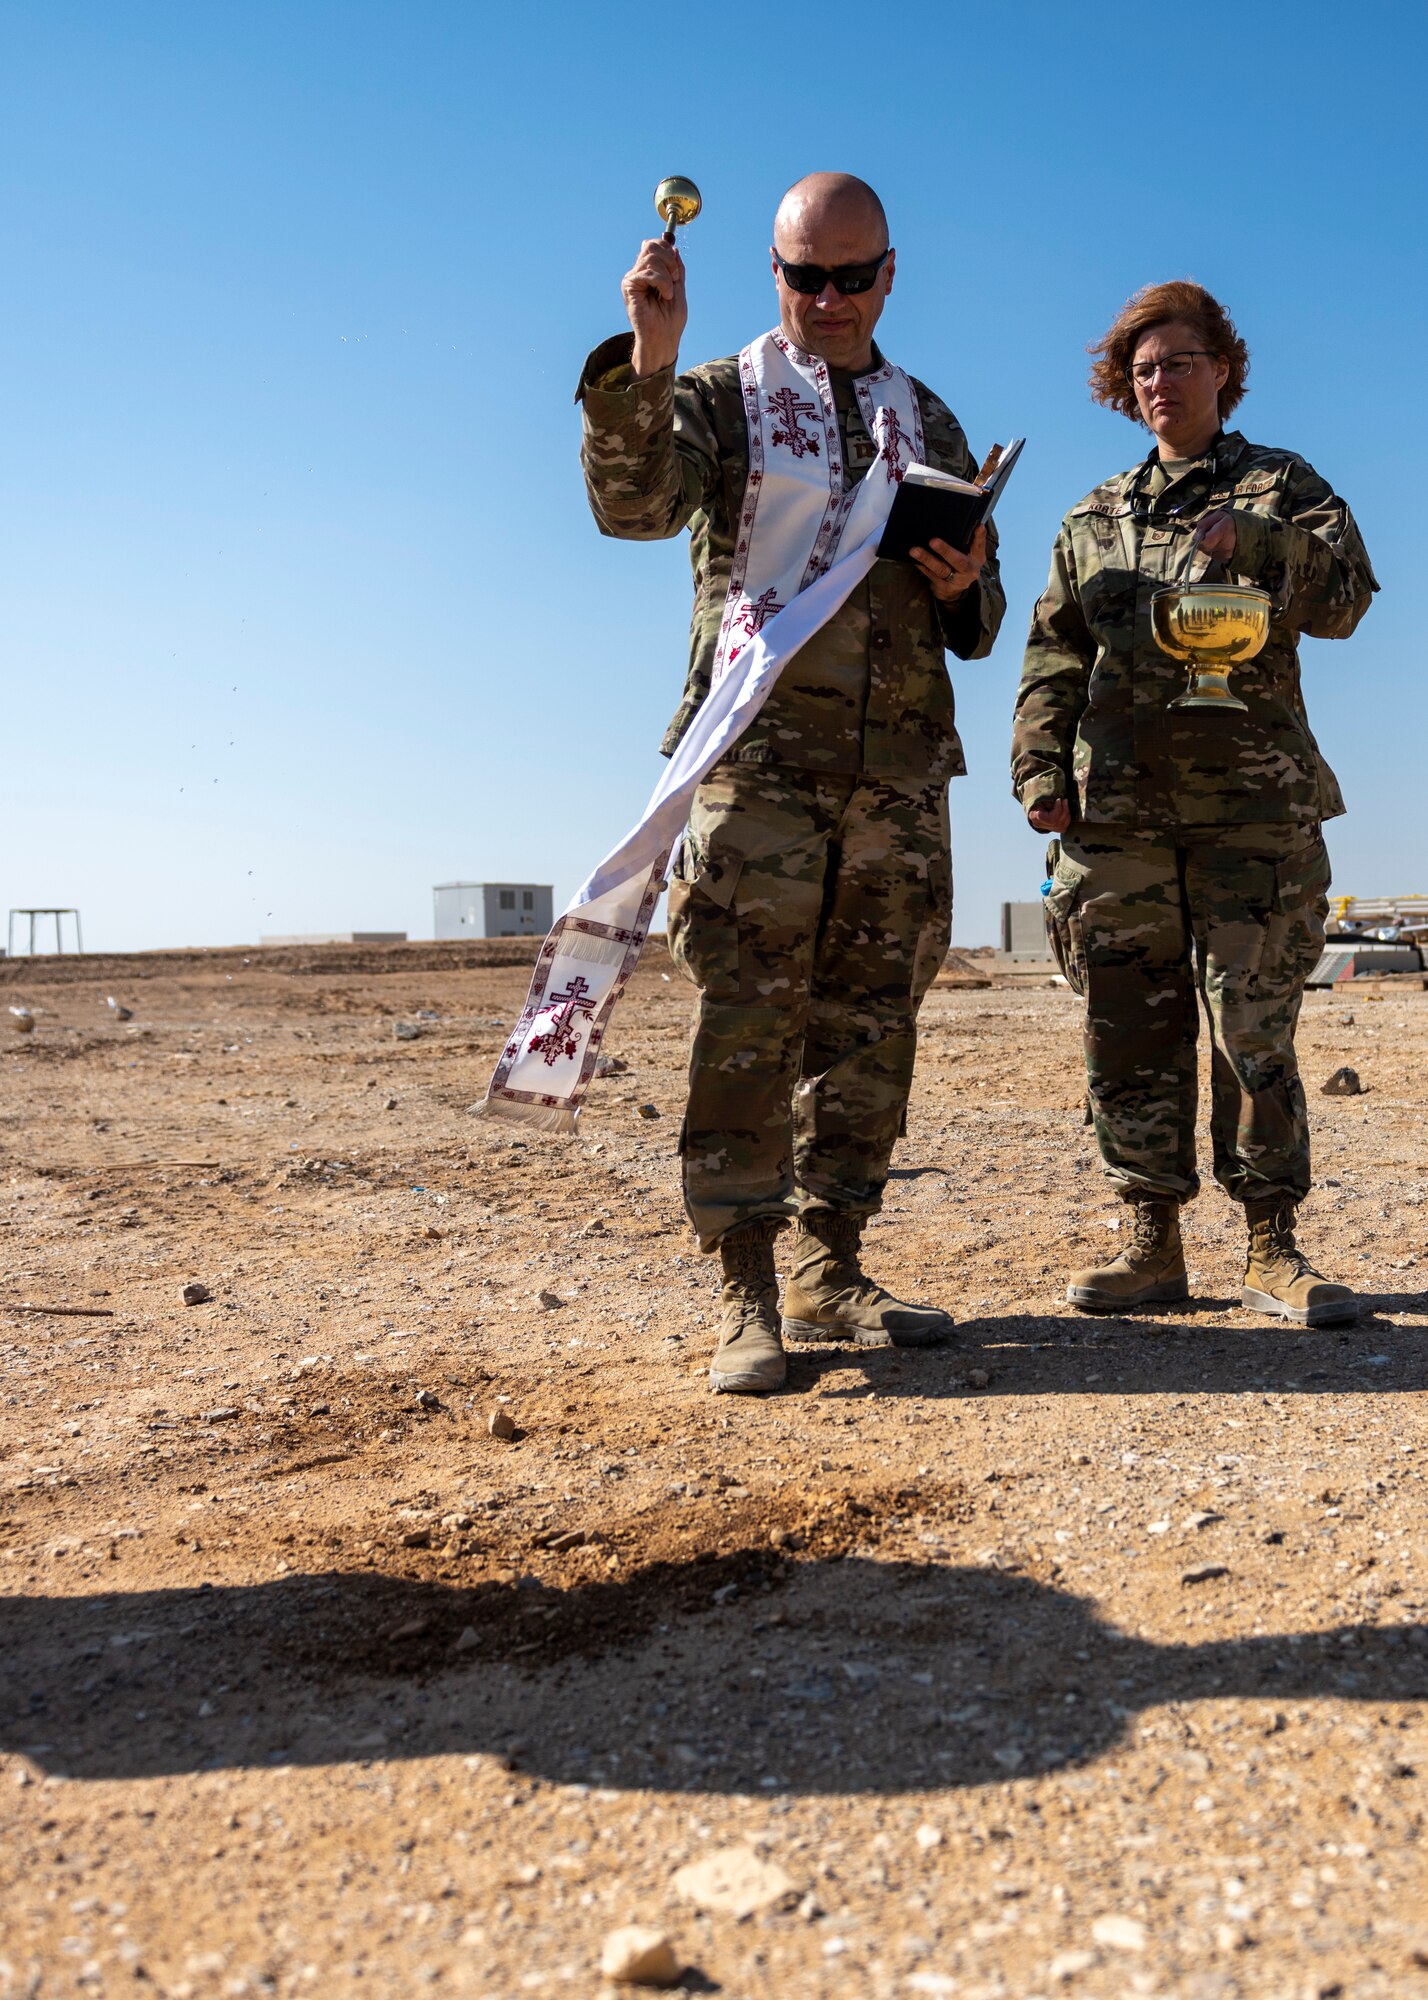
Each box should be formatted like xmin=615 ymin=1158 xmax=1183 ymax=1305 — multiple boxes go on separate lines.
xmin=473 ymin=1093 xmax=580 ymax=1136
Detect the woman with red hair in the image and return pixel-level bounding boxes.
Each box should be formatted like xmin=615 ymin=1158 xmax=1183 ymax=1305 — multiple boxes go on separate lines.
xmin=1012 ymin=280 xmax=1378 ymax=1325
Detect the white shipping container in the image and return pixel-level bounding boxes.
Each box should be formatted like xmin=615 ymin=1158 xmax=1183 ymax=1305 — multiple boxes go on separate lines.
xmin=434 ymin=882 xmax=553 ymax=940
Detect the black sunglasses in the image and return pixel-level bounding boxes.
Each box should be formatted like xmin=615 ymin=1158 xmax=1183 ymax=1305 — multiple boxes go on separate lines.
xmin=773 ymin=248 xmax=890 ymax=296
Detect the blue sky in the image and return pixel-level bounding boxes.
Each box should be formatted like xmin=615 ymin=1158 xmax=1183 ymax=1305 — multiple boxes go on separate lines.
xmin=1 ymin=2 xmax=1422 ymax=952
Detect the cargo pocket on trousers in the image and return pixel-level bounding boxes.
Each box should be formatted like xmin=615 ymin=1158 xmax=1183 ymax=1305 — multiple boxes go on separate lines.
xmin=666 ymin=831 xmax=744 ymax=1002
xmin=912 ymin=847 xmax=954 ymax=1005
xmin=1042 ymin=839 xmax=1089 ymax=997
xmin=1266 ymin=828 xmax=1332 ymax=992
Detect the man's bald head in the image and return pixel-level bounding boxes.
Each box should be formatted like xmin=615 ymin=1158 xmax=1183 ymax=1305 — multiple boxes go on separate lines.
xmin=773 ymin=173 xmax=888 ymax=258
xmin=770 ymin=173 xmax=894 ymax=372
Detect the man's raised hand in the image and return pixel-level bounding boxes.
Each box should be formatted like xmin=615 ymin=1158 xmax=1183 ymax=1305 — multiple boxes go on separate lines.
xmin=623 ymin=238 xmax=687 ymax=379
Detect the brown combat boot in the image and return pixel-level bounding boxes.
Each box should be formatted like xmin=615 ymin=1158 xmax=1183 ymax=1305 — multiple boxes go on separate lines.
xmin=709 ymin=1220 xmax=787 ymax=1395
xmin=781 ymin=1210 xmax=953 ymax=1348
xmin=1066 ymin=1197 xmax=1188 ymax=1313
xmin=1242 ymin=1195 xmax=1357 ymax=1326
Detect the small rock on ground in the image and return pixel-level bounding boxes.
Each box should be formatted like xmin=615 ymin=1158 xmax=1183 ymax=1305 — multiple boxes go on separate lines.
xmin=599 ymin=1926 xmax=680 ymax=1986
xmin=1182 ymin=1562 xmax=1230 ymax=1585
xmin=671 ymin=1845 xmax=795 ymax=1918
xmin=1091 ymin=1913 xmax=1148 ymax=1953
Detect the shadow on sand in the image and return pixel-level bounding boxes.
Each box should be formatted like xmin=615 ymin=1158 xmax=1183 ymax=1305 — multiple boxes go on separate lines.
xmin=783 ymin=1295 xmax=1428 ymax=1401
xmin=5 ymin=1553 xmax=1424 ymax=1793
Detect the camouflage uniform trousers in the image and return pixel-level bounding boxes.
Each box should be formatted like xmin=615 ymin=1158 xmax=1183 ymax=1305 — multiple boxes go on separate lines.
xmin=1043 ymin=821 xmax=1331 ymax=1205
xmin=667 ymin=764 xmax=952 ymax=1252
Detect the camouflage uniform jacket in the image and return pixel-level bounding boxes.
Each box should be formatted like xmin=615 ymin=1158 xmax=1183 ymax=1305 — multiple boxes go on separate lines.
xmin=1012 ymin=431 xmax=1378 ymax=825
xmin=577 ymin=333 xmax=1006 ymax=780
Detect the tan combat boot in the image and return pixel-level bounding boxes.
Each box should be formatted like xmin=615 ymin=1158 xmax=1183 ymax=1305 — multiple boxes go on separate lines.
xmin=781 ymin=1210 xmax=953 ymax=1348
xmin=1242 ymin=1195 xmax=1357 ymax=1326
xmin=709 ymin=1220 xmax=787 ymax=1395
xmin=1066 ymin=1197 xmax=1188 ymax=1312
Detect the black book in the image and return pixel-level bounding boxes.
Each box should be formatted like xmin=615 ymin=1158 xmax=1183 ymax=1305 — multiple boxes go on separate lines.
xmin=877 ymin=436 xmax=1025 ymax=563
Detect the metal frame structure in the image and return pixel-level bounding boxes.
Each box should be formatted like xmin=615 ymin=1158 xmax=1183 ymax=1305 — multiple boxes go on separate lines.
xmin=1331 ymin=894 xmax=1428 ymax=920
xmin=7 ymin=908 xmax=83 ymax=956
xmin=1329 ymin=895 xmax=1428 ymax=944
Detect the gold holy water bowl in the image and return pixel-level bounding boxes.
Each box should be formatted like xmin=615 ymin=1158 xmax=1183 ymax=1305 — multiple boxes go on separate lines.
xmin=1151 ymin=582 xmax=1272 ymax=712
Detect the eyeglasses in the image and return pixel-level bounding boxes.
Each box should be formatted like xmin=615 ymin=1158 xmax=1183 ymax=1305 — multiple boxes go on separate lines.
xmin=1128 ymin=349 xmax=1216 ymax=385
xmin=773 ymin=249 xmax=890 ymax=296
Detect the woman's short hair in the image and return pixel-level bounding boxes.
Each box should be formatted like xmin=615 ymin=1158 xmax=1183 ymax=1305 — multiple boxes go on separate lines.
xmin=1088 ymin=280 xmax=1250 ymax=423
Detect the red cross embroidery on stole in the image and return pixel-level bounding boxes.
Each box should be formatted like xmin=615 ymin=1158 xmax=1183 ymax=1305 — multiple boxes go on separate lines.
xmin=878 ymin=407 xmax=911 ymax=482
xmin=766 ymin=386 xmax=820 ymax=459
xmin=528 ymin=974 xmax=596 ymax=1066
xmin=738 ymin=586 xmax=785 ymax=637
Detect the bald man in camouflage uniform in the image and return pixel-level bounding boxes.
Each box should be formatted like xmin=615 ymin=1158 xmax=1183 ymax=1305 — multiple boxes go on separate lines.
xmin=1013 ymin=282 xmax=1377 ymax=1324
xmin=579 ymin=174 xmax=1005 ymax=1392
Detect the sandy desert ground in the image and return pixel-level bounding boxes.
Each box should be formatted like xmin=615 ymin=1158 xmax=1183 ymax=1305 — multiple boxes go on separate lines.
xmin=1 ymin=939 xmax=1426 ymax=2000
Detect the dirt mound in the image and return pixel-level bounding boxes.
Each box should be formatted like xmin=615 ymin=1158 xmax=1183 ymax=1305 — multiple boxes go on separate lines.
xmin=0 ymin=937 xmax=550 ymax=984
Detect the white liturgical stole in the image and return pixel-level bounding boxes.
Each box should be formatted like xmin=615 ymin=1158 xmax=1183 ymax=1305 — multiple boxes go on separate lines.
xmin=479 ymin=330 xmax=924 ymax=1132
xmin=712 ymin=332 xmax=923 ymax=683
